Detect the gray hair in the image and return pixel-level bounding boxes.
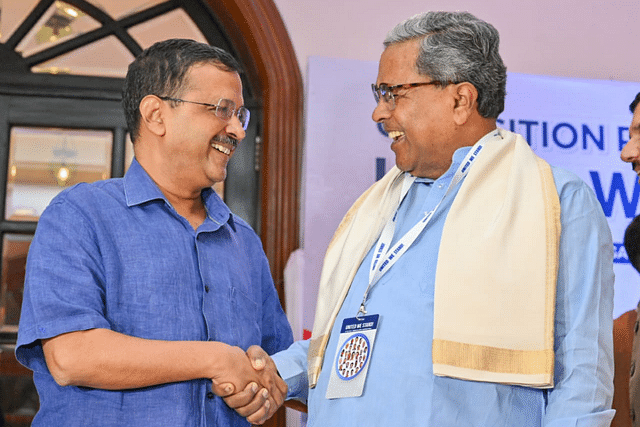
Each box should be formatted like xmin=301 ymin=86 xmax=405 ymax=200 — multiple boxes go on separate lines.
xmin=384 ymin=11 xmax=507 ymax=118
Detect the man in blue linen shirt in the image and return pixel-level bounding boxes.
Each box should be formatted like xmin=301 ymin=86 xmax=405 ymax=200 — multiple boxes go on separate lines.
xmin=229 ymin=11 xmax=615 ymax=426
xmin=16 ymin=39 xmax=293 ymax=426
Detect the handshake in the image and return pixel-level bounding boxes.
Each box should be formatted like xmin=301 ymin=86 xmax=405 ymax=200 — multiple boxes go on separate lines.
xmin=211 ymin=344 xmax=288 ymax=425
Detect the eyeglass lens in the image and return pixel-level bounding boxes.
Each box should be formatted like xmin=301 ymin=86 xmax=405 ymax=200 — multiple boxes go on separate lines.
xmin=371 ymin=84 xmax=394 ymax=107
xmin=216 ymin=99 xmax=250 ymax=130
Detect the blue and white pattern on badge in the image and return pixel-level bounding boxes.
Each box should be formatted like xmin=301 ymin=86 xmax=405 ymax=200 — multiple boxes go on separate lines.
xmin=326 ymin=314 xmax=379 ymax=399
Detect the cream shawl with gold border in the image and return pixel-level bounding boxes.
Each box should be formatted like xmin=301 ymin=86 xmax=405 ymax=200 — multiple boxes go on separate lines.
xmin=307 ymin=129 xmax=560 ymax=389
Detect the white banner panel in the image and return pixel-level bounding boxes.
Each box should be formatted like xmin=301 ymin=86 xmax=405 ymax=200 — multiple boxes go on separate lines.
xmin=500 ymin=73 xmax=640 ymax=318
xmin=300 ymin=57 xmax=640 ymax=328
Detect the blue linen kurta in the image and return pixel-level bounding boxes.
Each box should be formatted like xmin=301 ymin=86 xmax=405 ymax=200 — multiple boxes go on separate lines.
xmin=273 ymin=145 xmax=615 ymax=426
xmin=16 ymin=158 xmax=293 ymax=427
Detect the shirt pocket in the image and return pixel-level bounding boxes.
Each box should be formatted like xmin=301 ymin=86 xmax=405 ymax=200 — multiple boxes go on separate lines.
xmin=229 ymin=287 xmax=261 ymax=350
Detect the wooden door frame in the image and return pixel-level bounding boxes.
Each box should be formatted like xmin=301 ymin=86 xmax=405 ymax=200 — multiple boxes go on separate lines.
xmin=203 ymin=2 xmax=303 ymax=425
xmin=205 ymin=0 xmax=302 ymax=306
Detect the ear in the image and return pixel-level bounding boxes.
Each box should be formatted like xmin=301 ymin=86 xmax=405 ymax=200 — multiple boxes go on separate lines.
xmin=139 ymin=95 xmax=166 ymax=137
xmin=451 ymin=82 xmax=478 ymax=126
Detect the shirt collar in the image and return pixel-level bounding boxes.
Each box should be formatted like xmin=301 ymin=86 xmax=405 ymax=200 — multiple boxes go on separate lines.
xmin=123 ymin=158 xmax=235 ymax=231
xmin=451 ymin=128 xmax=501 ymax=163
xmin=202 ymin=189 xmax=235 ymax=232
xmin=124 ymin=158 xmax=166 ymax=207
xmin=406 ymin=147 xmax=472 ymax=185
xmin=413 ymin=176 xmax=434 ymax=185
xmin=436 ymin=128 xmax=502 ymax=182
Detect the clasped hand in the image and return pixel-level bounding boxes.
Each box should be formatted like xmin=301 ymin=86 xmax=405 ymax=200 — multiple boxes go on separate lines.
xmin=211 ymin=345 xmax=287 ymax=425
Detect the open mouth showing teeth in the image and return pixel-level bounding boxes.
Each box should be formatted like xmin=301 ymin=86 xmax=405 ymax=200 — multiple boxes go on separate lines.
xmin=388 ymin=130 xmax=405 ymax=141
xmin=211 ymin=143 xmax=231 ymax=155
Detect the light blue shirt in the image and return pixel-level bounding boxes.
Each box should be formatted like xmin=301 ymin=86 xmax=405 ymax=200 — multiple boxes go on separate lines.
xmin=17 ymin=158 xmax=293 ymax=427
xmin=273 ymin=144 xmax=615 ymax=426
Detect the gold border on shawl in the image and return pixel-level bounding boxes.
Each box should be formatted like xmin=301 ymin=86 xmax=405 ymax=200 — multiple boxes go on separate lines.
xmin=536 ymin=156 xmax=561 ymax=364
xmin=432 ymin=339 xmax=554 ymax=375
xmin=307 ymin=335 xmax=330 ymax=388
xmin=306 ymin=169 xmax=405 ymax=388
xmin=431 ymin=141 xmax=560 ymax=386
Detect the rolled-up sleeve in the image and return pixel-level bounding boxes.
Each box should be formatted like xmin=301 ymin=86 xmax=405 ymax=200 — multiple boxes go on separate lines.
xmin=17 ymin=196 xmax=111 ymax=373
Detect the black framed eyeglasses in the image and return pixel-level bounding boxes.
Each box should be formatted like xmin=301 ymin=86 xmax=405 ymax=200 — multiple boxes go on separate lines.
xmin=371 ymin=81 xmax=442 ymax=109
xmin=159 ymin=96 xmax=250 ymax=130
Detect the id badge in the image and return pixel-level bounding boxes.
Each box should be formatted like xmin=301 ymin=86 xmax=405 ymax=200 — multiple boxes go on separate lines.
xmin=326 ymin=314 xmax=379 ymax=399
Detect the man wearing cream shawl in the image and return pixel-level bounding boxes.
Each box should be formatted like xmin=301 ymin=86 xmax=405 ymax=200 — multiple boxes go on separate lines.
xmin=226 ymin=11 xmax=615 ymax=426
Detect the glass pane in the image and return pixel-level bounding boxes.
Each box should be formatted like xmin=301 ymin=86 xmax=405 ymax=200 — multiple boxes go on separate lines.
xmin=6 ymin=127 xmax=113 ymax=220
xmin=31 ymin=35 xmax=135 ymax=77
xmin=0 ymin=234 xmax=32 ymax=330
xmin=0 ymin=0 xmax=39 ymax=43
xmin=15 ymin=1 xmax=101 ymax=57
xmin=92 ymin=0 xmax=168 ymax=21
xmin=129 ymin=8 xmax=207 ymax=49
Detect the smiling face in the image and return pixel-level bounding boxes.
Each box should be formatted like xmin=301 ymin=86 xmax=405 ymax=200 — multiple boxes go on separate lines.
xmin=371 ymin=39 xmax=461 ymax=179
xmin=160 ymin=63 xmax=246 ymax=191
xmin=621 ymin=104 xmax=640 ymax=180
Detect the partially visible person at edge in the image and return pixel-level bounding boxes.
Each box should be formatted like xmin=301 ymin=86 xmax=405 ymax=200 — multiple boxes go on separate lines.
xmin=15 ymin=38 xmax=292 ymax=426
xmin=620 ymin=91 xmax=640 ymax=427
xmin=225 ymin=10 xmax=615 ymax=426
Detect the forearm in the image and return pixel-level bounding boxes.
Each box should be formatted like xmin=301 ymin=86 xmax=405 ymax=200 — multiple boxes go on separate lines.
xmin=42 ymin=328 xmax=257 ymax=391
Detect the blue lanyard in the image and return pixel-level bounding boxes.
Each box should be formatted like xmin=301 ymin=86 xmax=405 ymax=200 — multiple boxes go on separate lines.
xmin=356 ymin=141 xmax=486 ymax=319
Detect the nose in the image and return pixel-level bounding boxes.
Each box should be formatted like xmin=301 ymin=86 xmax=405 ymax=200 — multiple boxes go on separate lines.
xmin=372 ymin=99 xmax=392 ymax=123
xmin=225 ymin=115 xmax=246 ymax=142
xmin=621 ymin=137 xmax=640 ymax=163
